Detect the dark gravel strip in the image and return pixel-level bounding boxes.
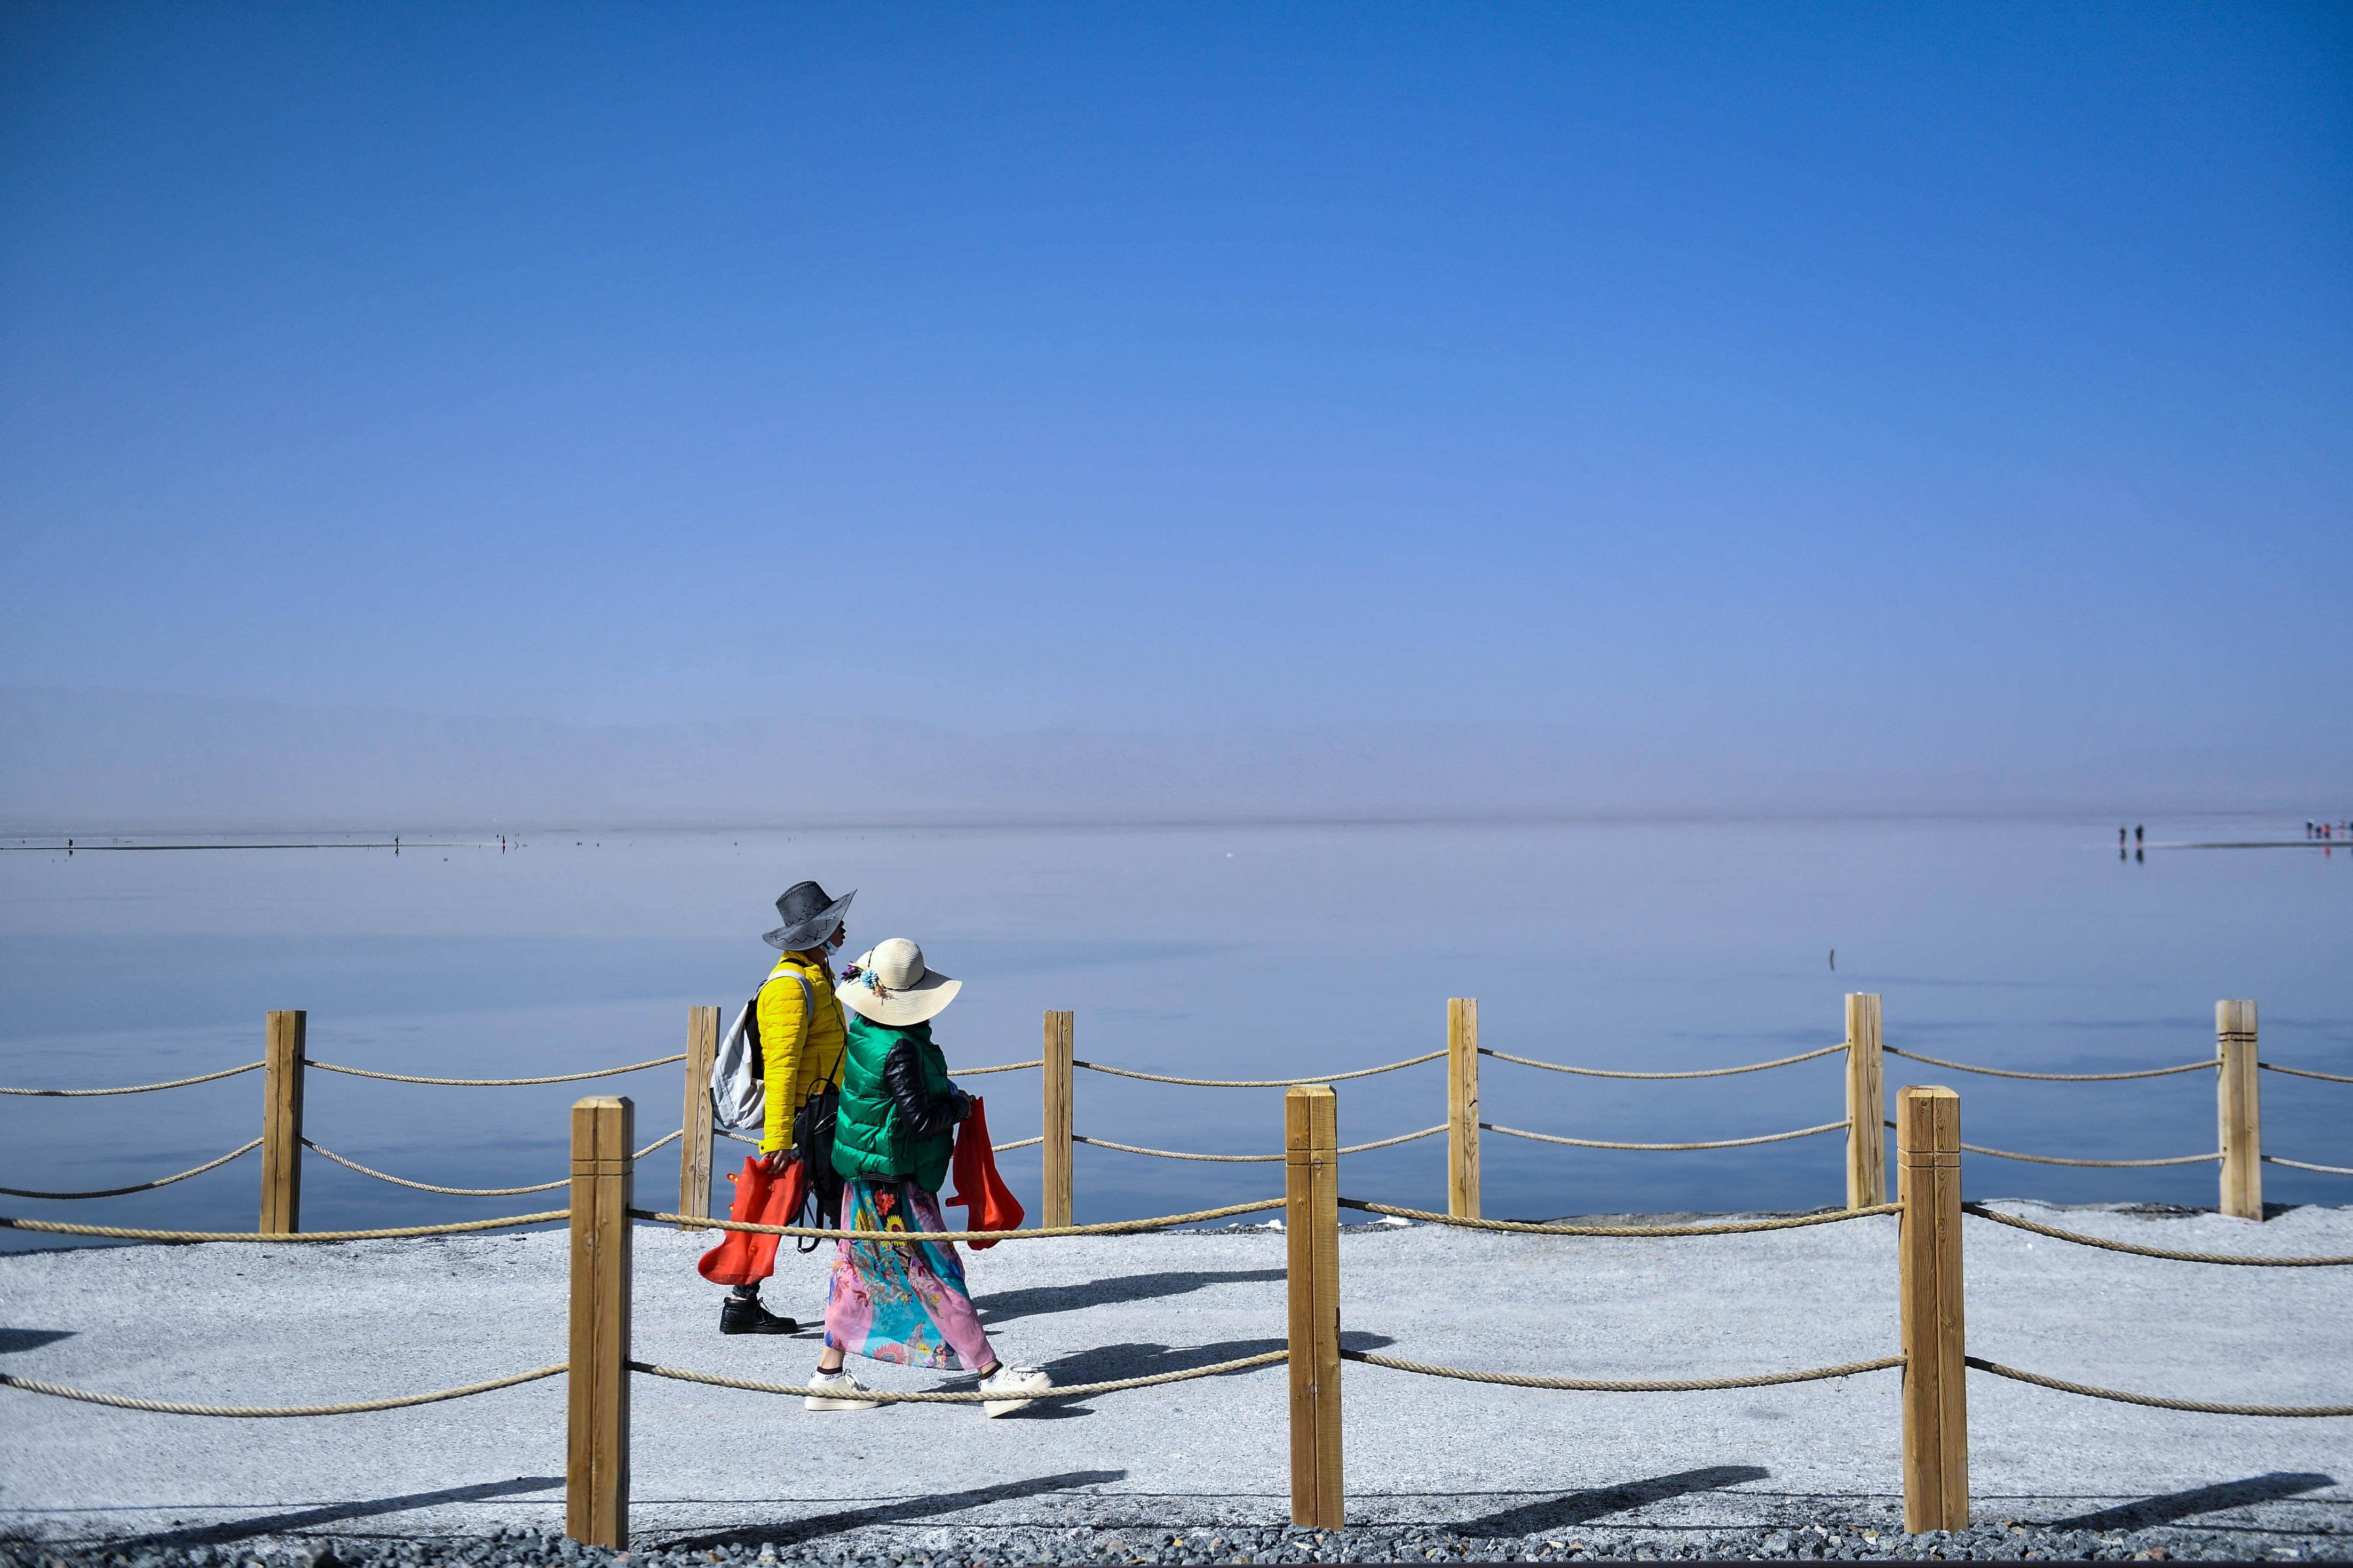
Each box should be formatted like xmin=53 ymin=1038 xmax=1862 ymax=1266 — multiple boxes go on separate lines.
xmin=5 ymin=1506 xmax=2346 ymax=1567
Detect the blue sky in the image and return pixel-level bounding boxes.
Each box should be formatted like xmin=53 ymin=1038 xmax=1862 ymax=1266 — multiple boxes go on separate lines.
xmin=2 ymin=4 xmax=2347 ymax=779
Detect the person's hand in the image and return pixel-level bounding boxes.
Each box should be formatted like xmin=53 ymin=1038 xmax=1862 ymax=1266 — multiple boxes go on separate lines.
xmin=762 ymin=1148 xmax=793 ymax=1175
xmin=950 ymin=1090 xmax=975 ymax=1123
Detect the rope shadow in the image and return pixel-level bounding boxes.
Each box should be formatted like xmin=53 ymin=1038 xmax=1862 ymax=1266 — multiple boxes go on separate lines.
xmin=1452 ymin=1465 xmax=1772 ymax=1535
xmin=977 ymin=1268 xmax=1285 ymax=1326
xmin=2046 ymin=1472 xmax=2338 ymax=1533
xmin=102 ymin=1475 xmax=563 ymax=1549
xmin=651 ymin=1469 xmax=1127 ymax=1549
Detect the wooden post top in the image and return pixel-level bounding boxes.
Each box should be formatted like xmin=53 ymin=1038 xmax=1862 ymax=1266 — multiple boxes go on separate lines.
xmin=572 ymin=1096 xmax=635 ymax=1168
xmin=2218 ymin=999 xmax=2257 ymax=1036
xmin=1895 ymin=1085 xmax=1960 ymax=1164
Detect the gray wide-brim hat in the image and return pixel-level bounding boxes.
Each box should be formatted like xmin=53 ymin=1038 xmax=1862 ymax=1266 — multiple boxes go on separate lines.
xmin=838 ymin=938 xmax=961 ymax=1026
xmin=763 ymin=881 xmax=856 ymax=951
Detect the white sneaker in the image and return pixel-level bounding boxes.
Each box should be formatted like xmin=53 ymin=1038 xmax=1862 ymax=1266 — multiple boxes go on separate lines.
xmin=978 ymin=1363 xmax=1052 ymax=1418
xmin=804 ymin=1368 xmax=879 ymax=1412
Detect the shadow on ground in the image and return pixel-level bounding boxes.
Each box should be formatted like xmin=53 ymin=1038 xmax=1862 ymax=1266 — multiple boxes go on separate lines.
xmin=977 ymin=1269 xmax=1285 ymax=1326
xmin=652 ymin=1470 xmax=1128 ymax=1549
xmin=1455 ymin=1466 xmax=1773 ymax=1535
xmin=0 ymin=1328 xmax=75 ymax=1354
xmin=2047 ymin=1472 xmax=2338 ymax=1532
xmin=101 ymin=1477 xmax=564 ymax=1549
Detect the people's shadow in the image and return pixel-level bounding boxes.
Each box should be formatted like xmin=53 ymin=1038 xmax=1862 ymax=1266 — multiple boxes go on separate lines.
xmin=655 ymin=1469 xmax=1128 ymax=1549
xmin=997 ymin=1330 xmax=1396 ymax=1420
xmin=1456 ymin=1465 xmax=1771 ymax=1535
xmin=2046 ymin=1472 xmax=2336 ymax=1532
xmin=977 ymin=1268 xmax=1284 ymax=1326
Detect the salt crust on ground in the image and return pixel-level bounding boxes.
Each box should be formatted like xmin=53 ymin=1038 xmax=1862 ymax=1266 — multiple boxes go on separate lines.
xmin=2 ymin=1204 xmax=2348 ymax=1557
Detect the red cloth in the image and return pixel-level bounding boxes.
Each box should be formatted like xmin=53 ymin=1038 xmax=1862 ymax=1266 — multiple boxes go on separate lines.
xmin=945 ymin=1096 xmax=1025 ymax=1249
xmin=695 ymin=1153 xmax=808 ymax=1286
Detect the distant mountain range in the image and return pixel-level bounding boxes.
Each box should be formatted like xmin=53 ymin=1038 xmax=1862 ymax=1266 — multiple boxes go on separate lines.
xmin=1 ymin=686 xmax=2340 ymax=833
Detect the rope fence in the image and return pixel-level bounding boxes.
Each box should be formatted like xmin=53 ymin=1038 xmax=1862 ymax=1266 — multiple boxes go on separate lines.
xmin=1073 ymin=1050 xmax=1444 ymax=1087
xmin=632 ymin=1350 xmax=1287 ymax=1404
xmin=951 ymin=1059 xmax=1042 ymax=1076
xmin=1965 ymin=1358 xmax=2353 ymax=1418
xmin=0 ymin=1364 xmax=565 ymax=1418
xmin=2264 ymin=1155 xmax=2353 ymax=1176
xmin=304 ymin=1130 xmax=682 ymax=1196
xmin=1478 ymin=1044 xmax=1843 ymax=1079
xmin=628 ymin=1197 xmax=1282 ymax=1243
xmin=1340 ymin=1198 xmax=1901 ymax=1236
xmin=0 ymin=1061 xmax=264 ymax=1097
xmin=1072 ymin=1126 xmax=1444 ymax=1163
xmin=1486 ymin=1119 xmax=1843 ymax=1152
xmin=1342 ymin=1349 xmax=1907 ymax=1392
xmin=2259 ymin=1062 xmax=2353 ymax=1084
xmin=1880 ymin=1120 xmax=2221 ymax=1168
xmin=1961 ymin=1204 xmax=2353 ymax=1266
xmin=0 ymin=1138 xmax=262 ymax=1200
xmin=304 ymin=1053 xmax=685 ymax=1086
xmin=0 ymin=1210 xmax=568 ymax=1243
xmin=1883 ymin=1047 xmax=2214 ymax=1082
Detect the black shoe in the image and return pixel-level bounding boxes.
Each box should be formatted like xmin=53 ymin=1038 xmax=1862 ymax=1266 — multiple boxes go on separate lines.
xmin=720 ymin=1296 xmax=799 ymax=1335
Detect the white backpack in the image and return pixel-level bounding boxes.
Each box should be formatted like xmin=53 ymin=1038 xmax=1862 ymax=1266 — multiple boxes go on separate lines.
xmin=709 ymin=970 xmax=813 ymax=1134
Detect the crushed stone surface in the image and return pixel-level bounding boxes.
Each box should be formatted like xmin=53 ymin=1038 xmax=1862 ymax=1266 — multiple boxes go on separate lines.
xmin=2 ymin=1203 xmax=2347 ymax=1562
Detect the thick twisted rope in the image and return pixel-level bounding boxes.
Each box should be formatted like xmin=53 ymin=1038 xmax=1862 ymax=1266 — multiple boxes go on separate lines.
xmin=1342 ymin=1349 xmax=1906 ymax=1392
xmin=633 ymin=1350 xmax=1287 ymax=1404
xmin=0 ymin=1062 xmax=264 ymax=1097
xmin=0 ymin=1363 xmax=565 ymax=1416
xmin=2260 ymin=1062 xmax=2353 ymax=1084
xmin=303 ymin=1130 xmax=682 ymax=1196
xmin=1963 ymin=1204 xmax=2353 ymax=1265
xmin=992 ymin=1136 xmax=1043 ymax=1151
xmin=1966 ymin=1358 xmax=2353 ymax=1417
xmin=0 ymin=1139 xmax=263 ymax=1199
xmin=633 ymin=1197 xmax=1281 ymax=1242
xmin=952 ymin=1060 xmax=1041 ymax=1077
xmin=1073 ymin=1051 xmax=1444 ymax=1088
xmin=1479 ymin=1044 xmax=1844 ymax=1079
xmin=303 ymin=1053 xmax=683 ymax=1086
xmin=1074 ymin=1126 xmax=1444 ymax=1163
xmin=1340 ymin=1198 xmax=1902 ymax=1237
xmin=1879 ymin=1121 xmax=2220 ymax=1168
xmin=1884 ymin=1047 xmax=2212 ymax=1082
xmin=0 ymin=1209 xmax=567 ymax=1243
xmin=2265 ymin=1155 xmax=2353 ymax=1176
xmin=1485 ymin=1119 xmax=1843 ymax=1152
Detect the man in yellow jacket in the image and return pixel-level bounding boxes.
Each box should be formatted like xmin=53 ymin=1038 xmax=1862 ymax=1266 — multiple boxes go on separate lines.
xmin=721 ymin=879 xmax=854 ymax=1336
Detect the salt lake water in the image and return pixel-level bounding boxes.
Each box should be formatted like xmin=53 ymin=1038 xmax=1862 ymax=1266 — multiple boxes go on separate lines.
xmin=2 ymin=815 xmax=2348 ymax=1249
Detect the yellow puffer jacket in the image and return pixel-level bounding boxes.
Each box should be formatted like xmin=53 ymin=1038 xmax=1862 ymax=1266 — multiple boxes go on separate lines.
xmin=756 ymin=950 xmax=849 ymax=1155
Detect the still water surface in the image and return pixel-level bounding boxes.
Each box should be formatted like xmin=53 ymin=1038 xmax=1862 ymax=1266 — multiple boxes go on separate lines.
xmin=3 ymin=816 xmax=2347 ymax=1248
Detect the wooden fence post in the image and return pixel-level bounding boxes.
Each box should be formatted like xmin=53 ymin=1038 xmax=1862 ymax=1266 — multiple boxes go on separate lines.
xmin=1043 ymin=1010 xmax=1074 ymax=1228
xmin=1896 ymin=1084 xmax=1967 ymax=1533
xmin=2217 ymin=1000 xmax=2262 ymax=1221
xmin=1846 ymin=993 xmax=1885 ymax=1209
xmin=567 ymin=1095 xmax=633 ymax=1549
xmin=1285 ymin=1084 xmax=1344 ymax=1529
xmin=677 ymin=1005 xmax=719 ymax=1228
xmin=1447 ymin=998 xmax=1480 ymax=1220
xmin=259 ymin=1010 xmax=306 ymax=1235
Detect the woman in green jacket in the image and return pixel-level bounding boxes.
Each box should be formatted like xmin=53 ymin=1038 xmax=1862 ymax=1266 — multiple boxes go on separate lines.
xmin=806 ymin=937 xmax=1053 ymax=1418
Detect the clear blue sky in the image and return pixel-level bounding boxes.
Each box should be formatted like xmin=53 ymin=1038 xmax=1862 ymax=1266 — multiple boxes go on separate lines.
xmin=2 ymin=4 xmax=2346 ymax=777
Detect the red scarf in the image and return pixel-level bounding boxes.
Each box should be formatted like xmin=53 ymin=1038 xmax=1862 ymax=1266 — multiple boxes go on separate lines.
xmin=945 ymin=1096 xmax=1026 ymax=1248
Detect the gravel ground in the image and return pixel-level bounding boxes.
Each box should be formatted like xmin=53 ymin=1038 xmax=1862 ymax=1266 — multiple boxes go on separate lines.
xmin=3 ymin=1203 xmax=2348 ymax=1563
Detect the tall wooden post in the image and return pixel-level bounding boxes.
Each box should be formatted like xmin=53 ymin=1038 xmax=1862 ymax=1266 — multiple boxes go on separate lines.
xmin=1042 ymin=1010 xmax=1074 ymax=1228
xmin=677 ymin=1005 xmax=719 ymax=1228
xmin=567 ymin=1095 xmax=633 ymax=1549
xmin=2217 ymin=1000 xmax=2262 ymax=1221
xmin=1285 ymin=1084 xmax=1344 ymax=1529
xmin=1447 ymin=998 xmax=1480 ymax=1220
xmin=259 ymin=1010 xmax=306 ymax=1235
xmin=1846 ymin=993 xmax=1886 ymax=1209
xmin=1896 ymin=1084 xmax=1967 ymax=1533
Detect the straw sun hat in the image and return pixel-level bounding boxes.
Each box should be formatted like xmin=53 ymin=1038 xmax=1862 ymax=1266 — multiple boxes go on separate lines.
xmin=839 ymin=937 xmax=962 ymax=1026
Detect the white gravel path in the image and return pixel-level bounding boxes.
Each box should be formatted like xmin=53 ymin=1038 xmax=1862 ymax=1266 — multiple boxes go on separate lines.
xmin=2 ymin=1203 xmax=2348 ymax=1551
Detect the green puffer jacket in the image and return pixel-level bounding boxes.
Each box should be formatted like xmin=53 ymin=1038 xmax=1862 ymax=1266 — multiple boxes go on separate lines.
xmin=831 ymin=1015 xmax=961 ymax=1191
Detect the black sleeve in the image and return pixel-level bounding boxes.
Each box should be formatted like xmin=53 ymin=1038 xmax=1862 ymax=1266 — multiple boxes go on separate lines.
xmin=883 ymin=1040 xmax=969 ymax=1138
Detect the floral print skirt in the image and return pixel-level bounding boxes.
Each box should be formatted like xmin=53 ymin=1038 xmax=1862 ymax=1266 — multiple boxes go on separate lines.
xmin=821 ymin=1176 xmax=992 ymax=1370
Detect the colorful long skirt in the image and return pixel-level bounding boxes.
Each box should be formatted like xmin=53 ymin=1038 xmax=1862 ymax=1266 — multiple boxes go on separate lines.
xmin=822 ymin=1177 xmax=993 ymax=1370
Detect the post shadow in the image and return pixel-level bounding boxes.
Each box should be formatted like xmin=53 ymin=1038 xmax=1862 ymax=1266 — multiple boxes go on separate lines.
xmin=654 ymin=1469 xmax=1129 ymax=1549
xmin=1456 ymin=1465 xmax=1773 ymax=1536
xmin=2047 ymin=1472 xmax=2337 ymax=1533
xmin=0 ymin=1327 xmax=77 ymax=1353
xmin=109 ymin=1475 xmax=565 ymax=1549
xmin=976 ymin=1268 xmax=1286 ymax=1326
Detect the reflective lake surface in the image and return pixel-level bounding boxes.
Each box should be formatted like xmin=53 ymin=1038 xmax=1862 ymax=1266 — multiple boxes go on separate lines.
xmin=3 ymin=815 xmax=2348 ymax=1249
